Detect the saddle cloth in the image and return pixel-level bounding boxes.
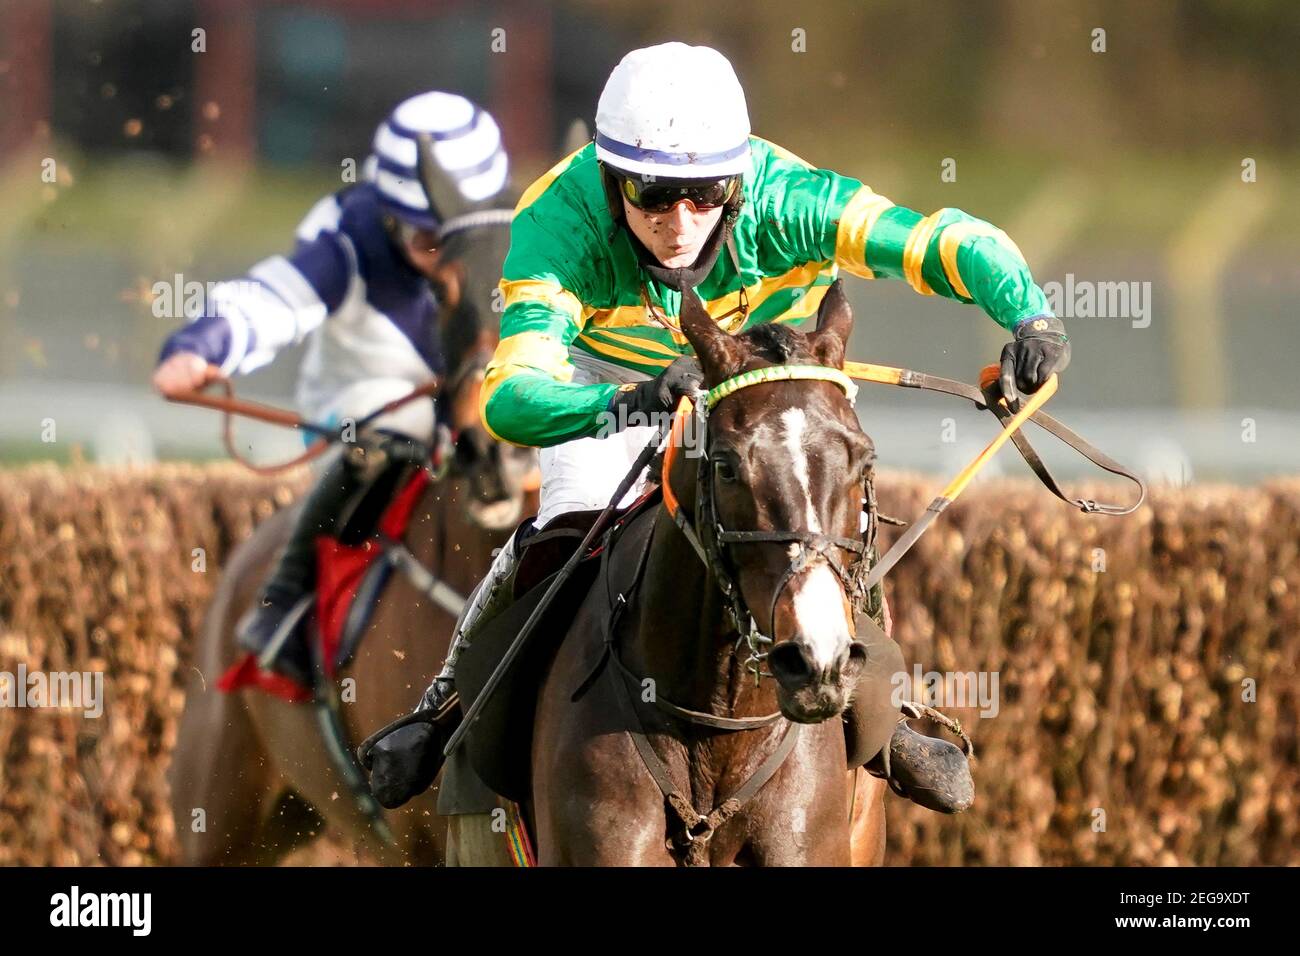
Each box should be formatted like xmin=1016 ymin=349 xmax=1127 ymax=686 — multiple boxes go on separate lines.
xmin=216 ymin=469 xmax=430 ymax=702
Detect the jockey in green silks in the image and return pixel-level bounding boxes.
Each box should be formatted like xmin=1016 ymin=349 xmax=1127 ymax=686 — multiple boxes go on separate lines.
xmin=365 ymin=42 xmax=1070 ymax=813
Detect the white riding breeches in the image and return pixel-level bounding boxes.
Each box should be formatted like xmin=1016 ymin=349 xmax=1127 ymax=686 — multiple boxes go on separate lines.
xmin=535 ymin=353 xmax=658 ymax=529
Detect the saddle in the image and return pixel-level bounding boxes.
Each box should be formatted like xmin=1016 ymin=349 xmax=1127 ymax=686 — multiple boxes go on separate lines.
xmin=514 ymin=508 xmax=616 ymax=596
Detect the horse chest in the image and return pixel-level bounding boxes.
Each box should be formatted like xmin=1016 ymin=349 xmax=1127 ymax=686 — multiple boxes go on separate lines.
xmin=656 ymin=725 xmax=846 ymax=866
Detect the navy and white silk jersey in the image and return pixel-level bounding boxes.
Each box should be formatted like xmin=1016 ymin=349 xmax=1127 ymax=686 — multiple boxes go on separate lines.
xmin=157 ymin=182 xmax=444 ymax=435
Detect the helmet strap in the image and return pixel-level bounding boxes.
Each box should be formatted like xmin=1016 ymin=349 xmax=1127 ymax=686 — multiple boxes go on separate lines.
xmin=600 ymin=163 xmax=628 ymax=240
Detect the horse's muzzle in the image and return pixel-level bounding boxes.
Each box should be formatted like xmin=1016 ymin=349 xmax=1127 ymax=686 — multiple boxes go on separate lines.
xmin=767 ymin=638 xmax=867 ymax=723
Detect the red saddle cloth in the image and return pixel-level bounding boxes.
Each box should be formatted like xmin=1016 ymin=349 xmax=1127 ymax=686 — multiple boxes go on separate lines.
xmin=216 ymin=469 xmax=430 ymax=703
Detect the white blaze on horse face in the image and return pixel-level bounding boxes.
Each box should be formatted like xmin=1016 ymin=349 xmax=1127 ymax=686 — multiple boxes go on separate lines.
xmin=777 ymin=408 xmax=849 ymax=667
xmin=779 ymin=407 xmax=820 ymax=533
xmin=790 ymin=564 xmax=853 ymax=670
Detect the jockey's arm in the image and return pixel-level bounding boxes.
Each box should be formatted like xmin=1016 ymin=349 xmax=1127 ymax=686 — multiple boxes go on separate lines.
xmin=835 ymin=190 xmax=1053 ymax=330
xmin=760 ymin=142 xmax=1054 ymax=331
xmin=154 ymin=229 xmax=349 ymax=387
xmin=479 ymin=206 xmax=619 ymax=448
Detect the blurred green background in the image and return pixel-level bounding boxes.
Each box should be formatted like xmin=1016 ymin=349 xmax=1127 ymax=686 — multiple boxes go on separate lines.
xmin=2 ymin=0 xmax=1298 ymax=480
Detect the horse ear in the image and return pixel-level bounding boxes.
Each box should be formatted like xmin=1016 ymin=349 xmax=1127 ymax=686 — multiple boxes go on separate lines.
xmin=679 ymin=287 xmax=743 ymax=383
xmin=416 ymin=132 xmax=472 ymax=222
xmin=808 ymin=279 xmax=853 ymax=369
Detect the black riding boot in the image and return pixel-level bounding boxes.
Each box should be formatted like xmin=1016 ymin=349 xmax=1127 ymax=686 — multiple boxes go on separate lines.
xmin=854 ymin=568 xmax=974 ymax=814
xmin=236 ymin=451 xmax=365 ymax=686
xmin=363 ymin=677 xmax=459 ymax=810
xmin=362 ymin=525 xmax=527 ymax=809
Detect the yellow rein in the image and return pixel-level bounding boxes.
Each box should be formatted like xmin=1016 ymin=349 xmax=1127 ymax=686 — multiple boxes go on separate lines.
xmin=661 ymin=362 xmax=1060 ymax=584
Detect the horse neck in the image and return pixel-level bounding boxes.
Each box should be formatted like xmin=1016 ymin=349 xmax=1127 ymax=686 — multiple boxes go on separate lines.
xmin=630 ymin=506 xmax=779 ymax=720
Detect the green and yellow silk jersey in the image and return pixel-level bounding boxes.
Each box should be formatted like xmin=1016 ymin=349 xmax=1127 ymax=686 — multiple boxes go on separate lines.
xmin=482 ymin=137 xmax=1053 ymax=447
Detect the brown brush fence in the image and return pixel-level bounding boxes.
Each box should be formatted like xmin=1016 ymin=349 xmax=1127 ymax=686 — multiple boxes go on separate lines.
xmin=0 ymin=465 xmax=1295 ymax=866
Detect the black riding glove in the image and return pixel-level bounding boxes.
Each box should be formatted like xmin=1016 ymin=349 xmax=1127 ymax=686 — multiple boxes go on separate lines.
xmin=999 ymin=315 xmax=1070 ymax=412
xmin=606 ymin=356 xmax=703 ymax=431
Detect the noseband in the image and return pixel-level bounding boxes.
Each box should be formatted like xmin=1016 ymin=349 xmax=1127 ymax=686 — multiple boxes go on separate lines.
xmin=662 ymin=364 xmax=877 ymax=679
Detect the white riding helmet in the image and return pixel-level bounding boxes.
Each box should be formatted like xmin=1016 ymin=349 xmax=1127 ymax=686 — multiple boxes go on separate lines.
xmin=595 ymin=43 xmax=751 ymax=181
xmin=364 ymin=91 xmax=509 ymax=229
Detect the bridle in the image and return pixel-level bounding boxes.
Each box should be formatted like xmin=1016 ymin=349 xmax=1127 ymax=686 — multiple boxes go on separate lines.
xmin=661 ymin=363 xmax=874 ymax=681
xmin=437 ymin=207 xmax=515 ymax=241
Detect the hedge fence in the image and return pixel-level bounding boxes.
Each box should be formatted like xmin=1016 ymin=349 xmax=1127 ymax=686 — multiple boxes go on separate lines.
xmin=0 ymin=464 xmax=1295 ymax=866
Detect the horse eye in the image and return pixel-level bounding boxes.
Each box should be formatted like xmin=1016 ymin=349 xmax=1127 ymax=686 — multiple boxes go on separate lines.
xmin=714 ymin=457 xmax=739 ymax=483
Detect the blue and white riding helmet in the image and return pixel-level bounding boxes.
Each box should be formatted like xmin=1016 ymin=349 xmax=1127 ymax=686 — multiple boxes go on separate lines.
xmin=364 ymin=91 xmax=510 ymax=231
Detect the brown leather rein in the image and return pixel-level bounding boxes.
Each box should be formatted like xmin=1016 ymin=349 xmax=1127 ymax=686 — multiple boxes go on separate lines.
xmin=845 ymin=361 xmax=1146 ymax=517
xmin=166 ymin=377 xmax=441 ymax=476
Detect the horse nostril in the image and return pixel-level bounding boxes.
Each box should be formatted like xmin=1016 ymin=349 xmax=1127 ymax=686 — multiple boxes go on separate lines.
xmin=767 ymin=642 xmax=813 ymax=687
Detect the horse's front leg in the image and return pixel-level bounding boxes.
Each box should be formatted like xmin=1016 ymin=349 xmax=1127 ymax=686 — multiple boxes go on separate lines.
xmin=542 ymin=791 xmax=676 ymax=866
xmin=740 ymin=726 xmax=855 ymax=867
xmin=533 ymin=676 xmax=676 ymax=866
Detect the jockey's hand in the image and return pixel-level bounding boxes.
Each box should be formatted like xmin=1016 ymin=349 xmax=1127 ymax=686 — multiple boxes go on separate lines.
xmin=152 ymin=352 xmax=222 ymax=399
xmin=607 ymin=356 xmax=703 ymax=430
xmin=999 ymin=315 xmax=1070 ymax=412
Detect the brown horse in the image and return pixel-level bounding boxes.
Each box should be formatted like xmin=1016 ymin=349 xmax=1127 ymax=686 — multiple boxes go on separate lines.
xmin=452 ymin=280 xmax=891 ymax=866
xmin=167 ymin=185 xmax=535 ymax=865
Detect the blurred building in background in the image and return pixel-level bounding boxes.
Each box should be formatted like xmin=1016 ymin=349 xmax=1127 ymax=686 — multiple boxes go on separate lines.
xmin=1 ymin=0 xmax=1298 ymax=479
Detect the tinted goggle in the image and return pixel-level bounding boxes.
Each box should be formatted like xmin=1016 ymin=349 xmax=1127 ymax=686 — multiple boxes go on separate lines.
xmin=615 ymin=172 xmax=741 ymax=214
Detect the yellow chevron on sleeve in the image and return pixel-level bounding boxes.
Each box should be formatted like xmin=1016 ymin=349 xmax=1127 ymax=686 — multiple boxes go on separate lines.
xmin=484 ymin=329 xmax=573 ymax=382
xmin=500 ymin=278 xmax=585 ymax=324
xmin=902 ymin=210 xmax=945 ymax=295
xmin=835 ymin=186 xmax=895 ymax=279
xmin=479 ymin=331 xmax=575 ymax=443
xmin=937 ymin=220 xmax=1027 ymax=300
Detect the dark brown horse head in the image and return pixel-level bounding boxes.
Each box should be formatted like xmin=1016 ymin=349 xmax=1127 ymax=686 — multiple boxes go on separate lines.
xmin=677 ymin=280 xmax=875 ymax=722
xmin=430 ymin=182 xmax=538 ymax=532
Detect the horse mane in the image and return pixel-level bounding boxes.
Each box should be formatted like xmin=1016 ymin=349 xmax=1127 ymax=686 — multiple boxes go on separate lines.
xmin=735 ymin=322 xmax=818 ymax=367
